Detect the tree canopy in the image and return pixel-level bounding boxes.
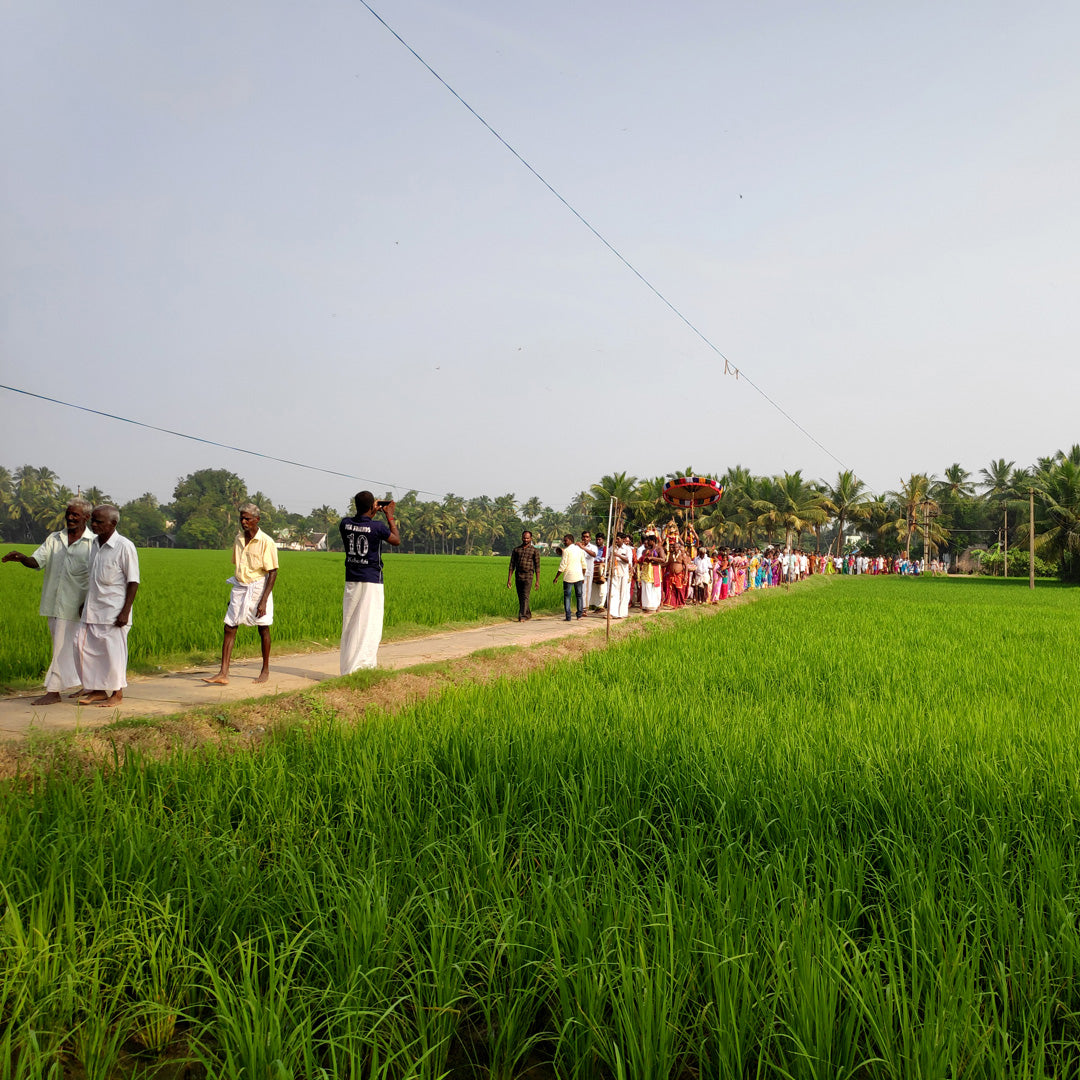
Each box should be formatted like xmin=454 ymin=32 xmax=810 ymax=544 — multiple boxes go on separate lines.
xmin=2 ymin=447 xmax=1079 ymax=580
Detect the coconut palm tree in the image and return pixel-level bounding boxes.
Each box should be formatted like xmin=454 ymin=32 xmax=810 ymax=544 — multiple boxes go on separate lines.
xmin=520 ymin=496 xmax=543 ymax=525
xmin=80 ymin=486 xmax=114 ymax=507
xmin=821 ymin=470 xmax=871 ymax=555
xmin=1032 ymin=455 xmax=1080 ymax=581
xmin=882 ymin=474 xmax=946 ymax=558
xmin=43 ymin=488 xmax=77 ymax=532
xmin=490 ymin=493 xmax=518 ymax=552
xmin=935 ymin=464 xmax=976 ymax=503
xmin=589 ymin=472 xmax=639 ymax=522
xmin=629 ymin=476 xmax=665 ymax=530
xmin=10 ymin=465 xmax=61 ymax=542
xmin=0 ymin=466 xmax=14 ymax=538
xmin=752 ymin=471 xmax=828 ymax=550
xmin=979 ymin=458 xmax=1028 ymax=572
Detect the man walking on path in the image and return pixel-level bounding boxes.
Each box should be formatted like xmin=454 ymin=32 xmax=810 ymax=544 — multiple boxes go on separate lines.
xmin=580 ymin=530 xmax=599 ymax=610
xmin=553 ymin=533 xmax=589 ymax=621
xmin=203 ymin=504 xmax=278 ymax=686
xmin=3 ymin=498 xmax=94 ymax=704
xmin=608 ymin=533 xmax=634 ymax=619
xmin=507 ymin=530 xmax=541 ymax=621
xmin=74 ymin=505 xmax=140 ymax=707
xmin=340 ymin=492 xmax=400 ymax=673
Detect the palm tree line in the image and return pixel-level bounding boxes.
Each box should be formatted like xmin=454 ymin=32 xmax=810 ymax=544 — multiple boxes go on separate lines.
xmin=2 ymin=448 xmax=1078 ymax=578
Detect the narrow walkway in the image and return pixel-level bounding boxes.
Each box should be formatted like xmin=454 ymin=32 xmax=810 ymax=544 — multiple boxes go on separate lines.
xmin=0 ymin=614 xmax=605 ymax=739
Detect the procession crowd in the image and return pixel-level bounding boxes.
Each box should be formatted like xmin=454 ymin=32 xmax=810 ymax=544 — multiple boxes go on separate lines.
xmin=509 ymin=527 xmax=945 ymax=621
xmin=7 ymin=493 xmax=947 ymax=706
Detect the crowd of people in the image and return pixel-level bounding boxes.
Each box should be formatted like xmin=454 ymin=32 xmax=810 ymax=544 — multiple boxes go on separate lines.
xmin=6 ymin=496 xmax=946 ymax=706
xmin=533 ymin=525 xmax=946 ymax=621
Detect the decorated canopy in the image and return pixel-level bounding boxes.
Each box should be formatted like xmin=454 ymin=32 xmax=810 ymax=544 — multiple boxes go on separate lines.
xmin=662 ymin=477 xmax=724 ymax=508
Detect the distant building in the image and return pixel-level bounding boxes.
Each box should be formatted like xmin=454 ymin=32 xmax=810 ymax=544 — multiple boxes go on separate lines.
xmin=956 ymin=545 xmax=987 ymax=574
xmin=146 ymin=533 xmax=177 ymax=548
xmin=276 ymin=532 xmax=327 ymax=552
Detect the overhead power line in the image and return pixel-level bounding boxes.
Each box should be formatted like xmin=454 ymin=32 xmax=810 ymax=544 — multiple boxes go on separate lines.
xmin=0 ymin=384 xmax=441 ymax=498
xmin=356 ymin=0 xmax=853 ymax=474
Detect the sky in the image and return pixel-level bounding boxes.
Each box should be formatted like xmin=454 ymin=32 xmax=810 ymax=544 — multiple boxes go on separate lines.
xmin=2 ymin=0 xmax=1078 ymax=515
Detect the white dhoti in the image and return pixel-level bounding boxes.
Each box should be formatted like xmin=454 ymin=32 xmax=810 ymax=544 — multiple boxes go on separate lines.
xmin=74 ymin=622 xmax=130 ymax=694
xmin=45 ymin=616 xmax=83 ymax=692
xmin=341 ymin=581 xmax=384 ymax=675
xmin=608 ymin=574 xmax=631 ymax=619
xmin=641 ymin=581 xmax=662 ymax=612
xmin=224 ymin=576 xmax=274 ymax=626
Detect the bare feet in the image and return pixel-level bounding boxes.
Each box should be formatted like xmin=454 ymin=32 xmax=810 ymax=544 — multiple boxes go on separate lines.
xmin=253 ymin=670 xmax=270 ymax=684
xmin=201 ymin=674 xmax=229 ymax=686
xmin=31 ymin=692 xmax=62 ymax=705
xmin=94 ymin=692 xmax=123 ymax=708
xmin=77 ymin=690 xmax=109 ymax=704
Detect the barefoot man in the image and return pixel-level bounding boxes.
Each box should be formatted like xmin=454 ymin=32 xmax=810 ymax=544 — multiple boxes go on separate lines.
xmin=74 ymin=505 xmax=140 ymax=707
xmin=203 ymin=504 xmax=278 ymax=686
xmin=3 ymin=497 xmax=94 ymax=704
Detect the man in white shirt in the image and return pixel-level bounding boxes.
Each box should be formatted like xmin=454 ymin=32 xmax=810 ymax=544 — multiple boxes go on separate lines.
xmin=694 ymin=550 xmax=712 ymax=603
xmin=74 ymin=505 xmax=140 ymax=707
xmin=553 ymin=533 xmax=589 ymax=621
xmin=580 ymin=529 xmax=600 ymax=610
xmin=607 ymin=533 xmax=634 ymax=619
xmin=3 ymin=498 xmax=94 ymax=704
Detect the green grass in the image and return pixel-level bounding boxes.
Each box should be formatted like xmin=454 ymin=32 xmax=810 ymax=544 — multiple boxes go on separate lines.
xmin=0 ymin=550 xmax=564 ymax=686
xmin=2 ymin=576 xmax=1079 ymax=1077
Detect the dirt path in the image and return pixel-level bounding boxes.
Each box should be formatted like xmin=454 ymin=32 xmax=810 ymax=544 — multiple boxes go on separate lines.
xmin=0 ymin=613 xmax=611 ymax=740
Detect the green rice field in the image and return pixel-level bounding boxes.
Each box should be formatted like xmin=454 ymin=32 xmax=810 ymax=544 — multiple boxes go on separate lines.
xmin=0 ymin=551 xmax=563 ymax=686
xmin=2 ymin=576 xmax=1080 ymax=1077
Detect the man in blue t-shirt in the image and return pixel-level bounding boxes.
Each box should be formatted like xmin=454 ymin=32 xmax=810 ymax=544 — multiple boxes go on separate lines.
xmin=339 ymin=491 xmax=400 ymax=674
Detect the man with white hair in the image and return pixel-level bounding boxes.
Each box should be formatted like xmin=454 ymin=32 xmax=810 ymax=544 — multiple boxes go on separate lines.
xmin=74 ymin=504 xmax=140 ymax=707
xmin=203 ymin=504 xmax=278 ymax=686
xmin=3 ymin=497 xmax=95 ymax=704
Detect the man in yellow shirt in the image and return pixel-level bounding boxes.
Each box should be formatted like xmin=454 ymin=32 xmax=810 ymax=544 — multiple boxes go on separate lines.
xmin=203 ymin=504 xmax=278 ymax=686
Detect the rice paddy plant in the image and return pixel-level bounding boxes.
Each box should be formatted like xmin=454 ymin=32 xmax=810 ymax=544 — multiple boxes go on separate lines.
xmin=0 ymin=551 xmax=563 ymax=684
xmin=192 ymin=927 xmax=318 ymax=1079
xmin=1 ymin=576 xmax=1080 ymax=1075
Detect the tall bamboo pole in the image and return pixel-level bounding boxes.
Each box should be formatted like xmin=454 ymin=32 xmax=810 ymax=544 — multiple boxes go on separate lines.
xmin=604 ymin=497 xmax=616 ymax=642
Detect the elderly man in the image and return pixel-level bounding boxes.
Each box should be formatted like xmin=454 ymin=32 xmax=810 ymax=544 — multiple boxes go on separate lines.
xmin=73 ymin=505 xmax=140 ymax=707
xmin=3 ymin=497 xmax=95 ymax=704
xmin=203 ymin=504 xmax=278 ymax=686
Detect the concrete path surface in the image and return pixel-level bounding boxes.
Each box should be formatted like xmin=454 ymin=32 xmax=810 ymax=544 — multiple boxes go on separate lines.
xmin=0 ymin=614 xmax=605 ymax=739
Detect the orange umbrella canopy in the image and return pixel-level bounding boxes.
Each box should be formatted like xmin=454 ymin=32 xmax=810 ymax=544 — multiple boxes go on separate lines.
xmin=662 ymin=477 xmax=724 ymax=507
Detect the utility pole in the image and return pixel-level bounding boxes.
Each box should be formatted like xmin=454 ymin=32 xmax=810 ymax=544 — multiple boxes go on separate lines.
xmin=923 ymin=501 xmax=929 ymax=570
xmin=1029 ymin=489 xmax=1035 ymax=590
xmin=1003 ymin=502 xmax=1008 ymax=578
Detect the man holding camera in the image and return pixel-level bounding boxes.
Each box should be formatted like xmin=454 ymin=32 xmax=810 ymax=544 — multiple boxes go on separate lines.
xmin=339 ymin=491 xmax=401 ymax=674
